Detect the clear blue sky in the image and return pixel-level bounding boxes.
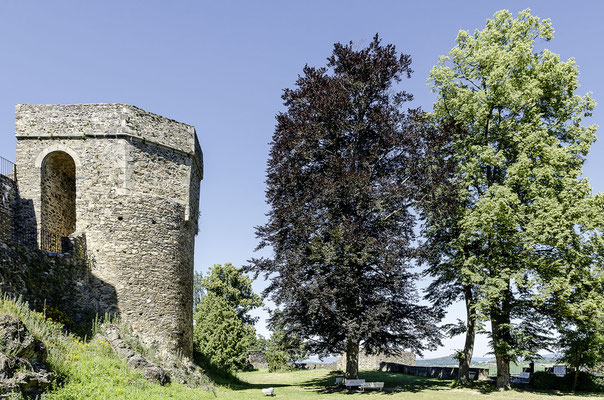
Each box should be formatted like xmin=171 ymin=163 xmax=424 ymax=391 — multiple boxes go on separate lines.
xmin=0 ymin=1 xmax=602 ymax=359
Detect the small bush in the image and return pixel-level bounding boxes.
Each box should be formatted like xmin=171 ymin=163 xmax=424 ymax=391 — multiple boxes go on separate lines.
xmin=529 ymin=371 xmax=563 ymax=390
xmin=266 ymin=349 xmax=293 ymax=372
xmin=562 ymin=371 xmax=604 ymax=392
xmin=530 ymin=370 xmax=603 ymax=392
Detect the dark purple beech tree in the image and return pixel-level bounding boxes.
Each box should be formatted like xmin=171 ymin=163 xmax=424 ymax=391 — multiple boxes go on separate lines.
xmin=248 ymin=35 xmax=443 ymax=378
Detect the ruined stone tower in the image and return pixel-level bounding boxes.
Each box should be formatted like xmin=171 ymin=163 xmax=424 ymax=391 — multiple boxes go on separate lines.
xmin=14 ymin=104 xmax=203 ymax=357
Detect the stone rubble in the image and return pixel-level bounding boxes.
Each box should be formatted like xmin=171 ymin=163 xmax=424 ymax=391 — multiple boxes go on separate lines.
xmin=0 ymin=315 xmax=54 ymax=398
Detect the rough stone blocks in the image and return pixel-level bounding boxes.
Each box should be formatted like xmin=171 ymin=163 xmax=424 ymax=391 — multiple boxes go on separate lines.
xmin=14 ymin=104 xmax=203 ymax=357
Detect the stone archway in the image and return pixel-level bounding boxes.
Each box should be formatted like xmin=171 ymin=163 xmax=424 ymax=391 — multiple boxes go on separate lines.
xmin=40 ymin=151 xmax=76 ymax=252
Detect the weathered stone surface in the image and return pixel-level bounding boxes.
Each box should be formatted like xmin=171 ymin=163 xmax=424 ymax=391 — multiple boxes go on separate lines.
xmin=0 ymin=315 xmax=54 ymax=398
xmin=0 ymin=176 xmax=17 ymax=244
xmin=336 ymin=350 xmax=416 ymax=371
xmin=143 ymin=366 xmax=171 ymax=386
xmin=247 ymin=350 xmax=269 ymax=370
xmin=101 ymin=324 xmax=171 ymax=386
xmin=11 ymin=103 xmax=203 ymax=357
xmin=100 ymin=323 xmax=209 ymax=388
xmin=0 ymin=239 xmax=112 ymax=328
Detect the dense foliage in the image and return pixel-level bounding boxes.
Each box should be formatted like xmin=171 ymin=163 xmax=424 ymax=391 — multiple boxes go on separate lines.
xmin=194 ymin=294 xmax=256 ymax=372
xmin=193 ymin=263 xmax=262 ymax=372
xmin=265 ymin=326 xmax=305 ymax=372
xmin=249 ymin=35 xmax=442 ymax=378
xmin=199 ymin=263 xmax=263 ymax=325
xmin=427 ymin=9 xmax=603 ymax=389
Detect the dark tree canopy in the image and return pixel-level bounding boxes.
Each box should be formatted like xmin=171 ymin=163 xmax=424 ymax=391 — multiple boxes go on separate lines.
xmin=249 ymin=35 xmax=442 ymax=377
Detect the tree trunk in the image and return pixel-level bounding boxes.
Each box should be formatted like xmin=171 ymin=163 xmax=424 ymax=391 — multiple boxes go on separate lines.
xmin=494 ymin=352 xmax=511 ymax=390
xmin=491 ymin=286 xmax=512 ymax=391
xmin=573 ymin=368 xmax=579 ymax=392
xmin=345 ymin=339 xmax=360 ymax=379
xmin=458 ymin=285 xmax=475 ymax=384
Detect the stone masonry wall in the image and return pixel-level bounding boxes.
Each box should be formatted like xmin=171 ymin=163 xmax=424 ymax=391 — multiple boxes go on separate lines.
xmin=336 ymin=350 xmax=416 ymax=371
xmin=0 ymin=175 xmax=17 ymax=243
xmin=0 ymin=238 xmax=116 ymax=329
xmin=15 ymin=104 xmax=200 ymax=158
xmin=14 ymin=104 xmax=203 ymax=357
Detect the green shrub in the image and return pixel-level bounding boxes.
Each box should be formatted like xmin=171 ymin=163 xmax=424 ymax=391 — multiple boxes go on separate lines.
xmin=193 ymin=294 xmax=255 ymax=372
xmin=530 ymin=370 xmax=603 ymax=392
xmin=562 ymin=371 xmax=604 ymax=392
xmin=529 ymin=371 xmax=563 ymax=390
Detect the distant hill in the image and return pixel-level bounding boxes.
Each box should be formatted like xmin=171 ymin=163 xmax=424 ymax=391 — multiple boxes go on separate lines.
xmin=416 ymin=355 xmax=494 ymax=367
xmin=417 ymin=354 xmax=562 ymax=367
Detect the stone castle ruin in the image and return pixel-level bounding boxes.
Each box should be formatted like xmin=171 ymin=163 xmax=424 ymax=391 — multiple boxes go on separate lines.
xmin=3 ymin=103 xmax=203 ymax=357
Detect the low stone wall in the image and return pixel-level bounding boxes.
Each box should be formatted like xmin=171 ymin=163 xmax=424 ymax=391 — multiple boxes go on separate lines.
xmin=293 ymin=361 xmax=339 ymax=370
xmin=337 ymin=350 xmax=416 ymax=370
xmin=0 ymin=238 xmax=116 ymax=332
xmin=247 ymin=351 xmax=268 ymax=370
xmin=381 ymin=363 xmax=489 ymax=381
xmin=246 ymin=351 xmax=339 ymax=371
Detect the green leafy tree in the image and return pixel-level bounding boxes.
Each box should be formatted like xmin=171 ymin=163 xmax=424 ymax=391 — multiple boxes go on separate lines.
xmin=416 ymin=118 xmax=479 ymax=384
xmin=555 ymin=239 xmax=604 ymax=390
xmin=428 ymin=9 xmax=602 ymax=389
xmin=201 ymin=263 xmax=263 ymax=325
xmin=251 ymin=334 xmax=269 ymax=352
xmin=249 ymin=35 xmax=442 ymax=378
xmin=265 ymin=325 xmax=305 ymax=372
xmin=193 ymin=263 xmax=263 ymax=371
xmin=193 ymin=293 xmax=256 ymax=371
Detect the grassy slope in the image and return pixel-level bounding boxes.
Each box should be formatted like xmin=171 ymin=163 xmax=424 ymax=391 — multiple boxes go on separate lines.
xmin=0 ymin=297 xmax=215 ymax=400
xmin=1 ymin=297 xmax=600 ymax=399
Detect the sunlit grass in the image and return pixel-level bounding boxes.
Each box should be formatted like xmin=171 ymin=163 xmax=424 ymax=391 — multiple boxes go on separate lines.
xmin=0 ymin=296 xmax=599 ymax=399
xmin=0 ymin=295 xmax=215 ymax=400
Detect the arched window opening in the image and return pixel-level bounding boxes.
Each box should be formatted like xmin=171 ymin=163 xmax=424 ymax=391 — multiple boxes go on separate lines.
xmin=41 ymin=151 xmax=76 ymax=252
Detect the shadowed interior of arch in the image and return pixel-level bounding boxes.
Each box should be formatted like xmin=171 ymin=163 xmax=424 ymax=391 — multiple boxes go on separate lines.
xmin=41 ymin=151 xmax=76 ymax=252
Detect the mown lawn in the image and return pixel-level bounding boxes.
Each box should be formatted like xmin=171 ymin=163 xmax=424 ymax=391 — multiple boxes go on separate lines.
xmin=210 ymin=369 xmax=602 ymax=400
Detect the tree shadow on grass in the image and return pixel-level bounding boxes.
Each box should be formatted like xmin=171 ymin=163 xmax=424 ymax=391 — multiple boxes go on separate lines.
xmin=226 ymin=369 xmax=603 ymax=397
xmin=192 ymin=353 xmax=292 ymax=391
xmin=510 ymin=386 xmax=604 ymax=398
xmin=447 ymin=379 xmax=602 ymax=397
xmin=218 ymin=369 xmax=302 ymax=391
xmin=302 ymin=370 xmax=454 ymax=395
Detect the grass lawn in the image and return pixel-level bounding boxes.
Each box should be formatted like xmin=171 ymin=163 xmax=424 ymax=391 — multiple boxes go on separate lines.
xmin=208 ymin=369 xmax=603 ymax=400
xmin=2 ymin=297 xmax=601 ymax=399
